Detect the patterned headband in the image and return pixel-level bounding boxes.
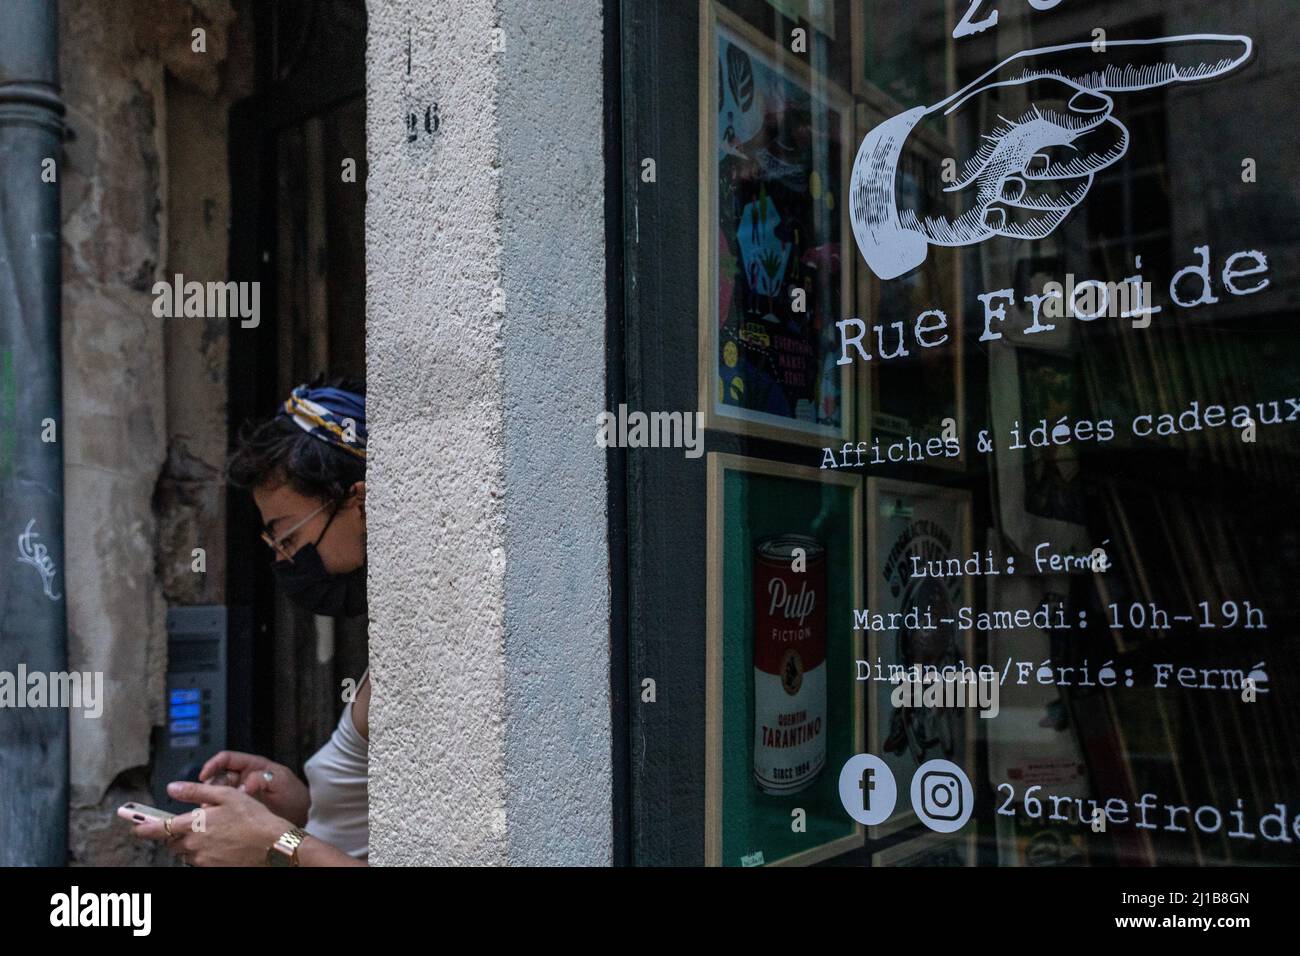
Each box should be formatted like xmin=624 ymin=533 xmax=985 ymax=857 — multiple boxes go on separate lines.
xmin=279 ymin=384 xmax=367 ymax=460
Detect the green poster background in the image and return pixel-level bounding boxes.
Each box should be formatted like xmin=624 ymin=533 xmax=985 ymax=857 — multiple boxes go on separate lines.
xmin=720 ymin=466 xmax=859 ymax=865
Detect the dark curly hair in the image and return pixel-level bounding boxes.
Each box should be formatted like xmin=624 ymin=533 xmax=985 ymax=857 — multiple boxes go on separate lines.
xmin=227 ymin=375 xmax=366 ymax=502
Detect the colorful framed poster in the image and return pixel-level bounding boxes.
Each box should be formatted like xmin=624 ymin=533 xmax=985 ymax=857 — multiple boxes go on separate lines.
xmin=872 ymin=830 xmax=974 ymax=867
xmin=706 ymin=453 xmax=863 ymax=866
xmin=699 ymin=2 xmax=855 ymax=447
xmin=855 ymin=97 xmax=965 ymax=472
xmin=866 ymin=477 xmax=975 ymax=838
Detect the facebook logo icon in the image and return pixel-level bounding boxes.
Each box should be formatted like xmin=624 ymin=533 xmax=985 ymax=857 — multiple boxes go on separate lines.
xmin=838 ymin=754 xmax=896 ymax=826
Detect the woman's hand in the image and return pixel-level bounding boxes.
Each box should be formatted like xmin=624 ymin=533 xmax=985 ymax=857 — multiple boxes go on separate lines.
xmin=199 ymin=750 xmax=310 ymax=827
xmin=131 ymin=782 xmax=291 ymax=867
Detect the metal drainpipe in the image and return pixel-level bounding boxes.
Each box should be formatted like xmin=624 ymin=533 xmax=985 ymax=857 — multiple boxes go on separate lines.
xmin=0 ymin=0 xmax=68 ymax=866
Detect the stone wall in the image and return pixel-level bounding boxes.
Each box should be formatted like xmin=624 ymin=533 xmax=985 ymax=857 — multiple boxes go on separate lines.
xmin=60 ymin=0 xmax=252 ymax=865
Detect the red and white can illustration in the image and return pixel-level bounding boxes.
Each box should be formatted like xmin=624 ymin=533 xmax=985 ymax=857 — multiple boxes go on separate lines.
xmin=753 ymin=534 xmax=827 ymax=795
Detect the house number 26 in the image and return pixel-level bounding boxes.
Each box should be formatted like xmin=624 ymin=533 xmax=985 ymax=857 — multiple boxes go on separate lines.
xmin=954 ymin=0 xmax=1064 ymax=39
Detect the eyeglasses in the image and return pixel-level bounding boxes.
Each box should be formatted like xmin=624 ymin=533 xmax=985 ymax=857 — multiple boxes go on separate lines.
xmin=260 ymin=500 xmax=334 ymax=562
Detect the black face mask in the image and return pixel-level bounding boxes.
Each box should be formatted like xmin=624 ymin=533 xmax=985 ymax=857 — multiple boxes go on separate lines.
xmin=273 ymin=543 xmax=368 ymax=617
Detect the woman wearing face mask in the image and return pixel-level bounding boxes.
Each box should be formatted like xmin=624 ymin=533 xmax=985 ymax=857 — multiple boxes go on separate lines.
xmin=131 ymin=378 xmax=371 ymax=866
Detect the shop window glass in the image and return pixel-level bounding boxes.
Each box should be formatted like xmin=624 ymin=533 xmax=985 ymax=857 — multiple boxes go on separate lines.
xmin=620 ymin=0 xmax=1300 ymax=867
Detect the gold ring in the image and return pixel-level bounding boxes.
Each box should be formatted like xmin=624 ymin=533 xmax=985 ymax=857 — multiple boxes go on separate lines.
xmin=163 ymin=818 xmax=174 ymax=837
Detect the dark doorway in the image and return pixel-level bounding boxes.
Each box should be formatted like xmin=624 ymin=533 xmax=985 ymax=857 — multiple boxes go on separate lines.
xmin=227 ymin=0 xmax=368 ymax=772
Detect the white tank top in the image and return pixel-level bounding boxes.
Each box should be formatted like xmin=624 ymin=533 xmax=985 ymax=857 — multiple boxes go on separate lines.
xmin=303 ymin=669 xmax=369 ymax=860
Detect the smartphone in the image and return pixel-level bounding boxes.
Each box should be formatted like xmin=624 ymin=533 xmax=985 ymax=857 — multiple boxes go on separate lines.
xmin=117 ymin=802 xmax=176 ymax=825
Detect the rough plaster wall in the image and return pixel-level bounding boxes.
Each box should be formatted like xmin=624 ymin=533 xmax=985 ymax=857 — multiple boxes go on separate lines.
xmin=156 ymin=79 xmax=231 ymax=607
xmin=366 ymin=0 xmax=510 ymax=865
xmin=499 ymin=0 xmax=610 ymax=865
xmin=61 ymin=0 xmax=172 ymax=820
xmin=367 ymin=0 xmax=611 ymax=865
xmin=156 ymin=3 xmax=254 ymax=607
xmin=60 ymin=0 xmax=244 ymax=864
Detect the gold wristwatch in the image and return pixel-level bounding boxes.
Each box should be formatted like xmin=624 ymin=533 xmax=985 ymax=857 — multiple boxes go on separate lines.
xmin=267 ymin=827 xmax=309 ymax=867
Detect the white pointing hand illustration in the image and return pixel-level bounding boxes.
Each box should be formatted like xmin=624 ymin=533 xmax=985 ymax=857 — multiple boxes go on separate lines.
xmin=849 ymin=35 xmax=1254 ymax=280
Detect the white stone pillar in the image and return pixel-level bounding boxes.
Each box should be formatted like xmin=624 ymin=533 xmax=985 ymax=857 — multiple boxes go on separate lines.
xmin=365 ymin=0 xmax=611 ymax=865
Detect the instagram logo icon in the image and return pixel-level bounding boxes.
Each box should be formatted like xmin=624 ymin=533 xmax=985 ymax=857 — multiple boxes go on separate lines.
xmin=921 ymin=770 xmax=963 ymax=821
xmin=912 ymin=759 xmax=972 ymax=832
